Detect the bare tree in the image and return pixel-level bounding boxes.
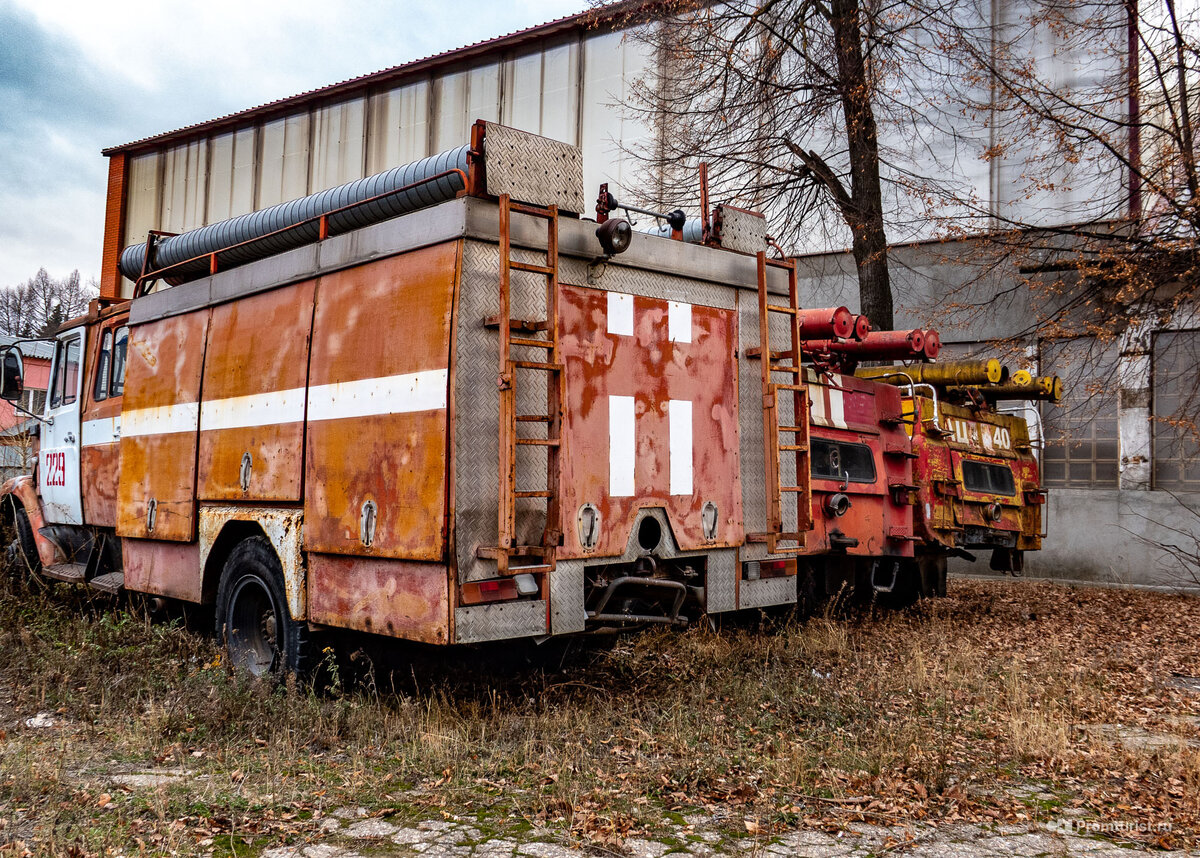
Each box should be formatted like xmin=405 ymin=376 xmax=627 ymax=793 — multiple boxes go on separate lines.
xmin=924 ymin=0 xmax=1200 ymax=340
xmin=609 ymin=0 xmax=931 ymax=328
xmin=0 ymin=269 xmax=98 ymax=339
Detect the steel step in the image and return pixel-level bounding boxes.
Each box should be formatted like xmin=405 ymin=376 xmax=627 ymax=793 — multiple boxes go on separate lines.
xmin=88 ymin=572 xmax=124 ymax=594
xmin=43 ymin=562 xmax=87 ymax=583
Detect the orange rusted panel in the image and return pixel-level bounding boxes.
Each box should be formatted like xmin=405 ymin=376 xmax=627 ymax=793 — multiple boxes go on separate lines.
xmin=123 ymin=538 xmax=203 ymax=602
xmin=80 ymin=313 xmax=129 ymax=528
xmin=198 ymin=280 xmax=316 ymax=502
xmin=307 ymin=553 xmax=449 ymax=644
xmin=81 ymin=446 xmax=119 ymax=526
xmin=303 ymin=242 xmax=457 ymax=560
xmin=558 ymin=285 xmax=742 ymax=556
xmin=117 ymin=309 xmax=211 ymax=541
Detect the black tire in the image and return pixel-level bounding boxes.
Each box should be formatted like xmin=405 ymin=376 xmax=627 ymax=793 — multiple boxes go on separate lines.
xmin=215 ymin=536 xmax=310 ymax=679
xmin=8 ymin=504 xmax=42 ymax=578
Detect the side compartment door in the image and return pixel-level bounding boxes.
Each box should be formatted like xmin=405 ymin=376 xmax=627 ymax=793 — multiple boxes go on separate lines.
xmin=40 ymin=328 xmax=86 ymax=524
xmin=117 ymin=310 xmax=211 ymax=541
xmin=198 ymin=281 xmax=316 ymax=502
xmin=304 ymin=243 xmax=456 ymax=559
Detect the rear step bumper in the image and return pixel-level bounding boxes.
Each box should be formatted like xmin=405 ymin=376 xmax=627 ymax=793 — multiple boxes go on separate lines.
xmin=587 ymin=576 xmax=688 ymax=627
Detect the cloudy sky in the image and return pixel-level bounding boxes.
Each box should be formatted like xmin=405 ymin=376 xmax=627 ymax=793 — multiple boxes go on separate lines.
xmin=0 ymin=0 xmax=587 ymax=289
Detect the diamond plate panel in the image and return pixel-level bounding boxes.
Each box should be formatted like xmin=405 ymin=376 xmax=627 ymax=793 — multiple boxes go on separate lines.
xmin=562 ymin=257 xmax=736 ymax=311
xmin=455 ymin=600 xmax=548 ymax=643
xmin=738 ymin=290 xmax=811 ymax=563
xmin=484 ymin=122 xmax=585 ymax=214
xmin=551 ymin=559 xmax=586 ymax=634
xmin=738 ymin=574 xmax=797 ymax=609
xmin=716 ymin=205 xmax=769 ymax=255
xmin=705 ymin=549 xmax=738 ymax=613
xmin=456 ymin=241 xmax=552 ymax=584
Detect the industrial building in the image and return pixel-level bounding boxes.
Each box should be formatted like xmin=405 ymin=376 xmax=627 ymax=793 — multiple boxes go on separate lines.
xmin=93 ymin=4 xmax=1200 ymax=590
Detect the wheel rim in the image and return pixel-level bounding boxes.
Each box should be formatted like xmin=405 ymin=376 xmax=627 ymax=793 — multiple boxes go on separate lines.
xmin=227 ymin=575 xmax=280 ymax=677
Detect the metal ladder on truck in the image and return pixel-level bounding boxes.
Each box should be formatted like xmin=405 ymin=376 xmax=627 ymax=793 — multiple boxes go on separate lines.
xmin=479 ymin=195 xmax=564 ymax=575
xmin=746 ymin=252 xmax=812 ymax=553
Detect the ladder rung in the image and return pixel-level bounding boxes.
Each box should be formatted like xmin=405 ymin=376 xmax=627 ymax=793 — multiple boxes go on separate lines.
xmin=510 ymin=260 xmax=555 ymax=276
xmin=508 ymin=202 xmax=557 ymax=218
xmin=512 ymin=360 xmax=563 ymax=371
xmin=780 ymin=445 xmax=808 ymax=452
xmin=769 ymin=365 xmax=801 ymax=375
xmin=747 ymin=532 xmax=806 ymax=542
xmin=781 ymin=486 xmax=806 ymax=492
xmin=771 ymin=383 xmax=808 ymax=392
xmin=517 ymin=415 xmax=551 ymax=423
xmin=515 ymin=491 xmax=555 ymax=499
xmin=516 ymin=438 xmax=561 ymax=447
xmin=484 ymin=315 xmax=548 ymax=332
xmin=745 ymin=347 xmax=795 ymax=360
xmin=778 ymin=425 xmax=805 ymax=432
xmin=766 ymin=304 xmax=797 ymax=314
xmin=510 ymin=336 xmax=554 ymax=349
xmin=478 ymin=545 xmax=551 ymax=559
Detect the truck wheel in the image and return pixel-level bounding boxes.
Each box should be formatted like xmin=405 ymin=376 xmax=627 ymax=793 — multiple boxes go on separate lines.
xmin=8 ymin=505 xmax=42 ymax=578
xmin=215 ymin=536 xmax=309 ymax=679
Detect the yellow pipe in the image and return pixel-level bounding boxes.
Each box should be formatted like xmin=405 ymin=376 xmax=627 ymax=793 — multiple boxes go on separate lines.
xmin=854 ymin=359 xmax=1006 ymax=387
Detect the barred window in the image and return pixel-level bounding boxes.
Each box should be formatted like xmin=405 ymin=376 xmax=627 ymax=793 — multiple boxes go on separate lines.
xmin=1040 ymin=338 xmax=1119 ymax=488
xmin=1152 ymin=330 xmax=1200 ymax=491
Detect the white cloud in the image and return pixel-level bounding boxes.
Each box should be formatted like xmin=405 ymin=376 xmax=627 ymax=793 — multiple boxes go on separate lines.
xmin=1 ymin=0 xmax=587 ymax=287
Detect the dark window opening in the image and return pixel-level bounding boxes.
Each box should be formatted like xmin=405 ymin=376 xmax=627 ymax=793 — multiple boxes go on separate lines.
xmin=811 ymin=438 xmax=876 ymax=483
xmin=962 ymin=460 xmax=1016 ymax=496
xmin=93 ymin=330 xmax=112 ymax=402
xmin=110 ymin=326 xmax=129 ymax=397
xmin=50 ymin=335 xmax=81 ymax=409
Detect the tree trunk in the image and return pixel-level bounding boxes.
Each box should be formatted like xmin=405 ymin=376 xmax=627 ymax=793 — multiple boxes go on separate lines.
xmin=828 ymin=0 xmax=894 ymax=329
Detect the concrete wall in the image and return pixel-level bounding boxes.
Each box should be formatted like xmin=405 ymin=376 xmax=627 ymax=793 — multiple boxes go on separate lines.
xmin=956 ymin=489 xmax=1200 ymax=592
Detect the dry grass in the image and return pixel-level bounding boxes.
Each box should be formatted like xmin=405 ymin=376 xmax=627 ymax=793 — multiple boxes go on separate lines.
xmin=0 ymin=570 xmax=1198 ymax=856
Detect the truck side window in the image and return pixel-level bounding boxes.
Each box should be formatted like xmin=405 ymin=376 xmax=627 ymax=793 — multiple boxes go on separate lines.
xmin=110 ymin=327 xmax=129 ymax=396
xmin=93 ymin=330 xmax=113 ymax=402
xmin=50 ymin=336 xmax=82 ymax=409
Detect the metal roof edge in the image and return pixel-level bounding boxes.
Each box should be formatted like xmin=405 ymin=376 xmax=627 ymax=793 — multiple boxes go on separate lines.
xmin=102 ymin=0 xmax=656 ymax=157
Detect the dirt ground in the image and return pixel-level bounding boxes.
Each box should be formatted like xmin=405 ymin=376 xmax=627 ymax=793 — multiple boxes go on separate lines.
xmin=1 ymin=575 xmax=1198 ymax=857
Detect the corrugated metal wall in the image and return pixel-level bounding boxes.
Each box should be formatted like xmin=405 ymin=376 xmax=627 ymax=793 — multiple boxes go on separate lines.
xmin=116 ymin=12 xmax=1123 ymax=296
xmin=118 ymin=32 xmax=654 ymax=297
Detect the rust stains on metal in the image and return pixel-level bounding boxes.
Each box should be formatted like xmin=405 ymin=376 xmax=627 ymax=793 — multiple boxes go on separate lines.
xmin=2 ymin=475 xmax=60 ymax=567
xmin=804 ymin=375 xmax=914 ymax=558
xmin=303 ymin=242 xmax=456 ymax=560
xmin=907 ymin=397 xmax=1042 ymax=551
xmin=123 ymin=538 xmax=203 ymax=602
xmin=558 ymin=283 xmax=743 ymax=557
xmin=198 ymin=505 xmax=307 ymax=619
xmin=79 ymin=313 xmax=130 ymax=528
xmin=307 ymin=553 xmax=449 ymax=644
xmin=198 ymin=280 xmax=316 ymax=502
xmin=117 ymin=309 xmax=211 ymax=542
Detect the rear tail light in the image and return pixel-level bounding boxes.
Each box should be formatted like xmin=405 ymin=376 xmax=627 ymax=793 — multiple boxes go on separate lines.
xmin=742 ymin=558 xmax=796 ymax=580
xmin=460 ymin=577 xmax=519 ymax=605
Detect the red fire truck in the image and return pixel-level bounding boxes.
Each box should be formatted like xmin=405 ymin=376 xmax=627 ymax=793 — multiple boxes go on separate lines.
xmin=0 ymin=122 xmax=1053 ymax=676
xmin=0 ymin=123 xmax=843 ymax=675
xmin=854 ymin=362 xmax=1058 ymax=581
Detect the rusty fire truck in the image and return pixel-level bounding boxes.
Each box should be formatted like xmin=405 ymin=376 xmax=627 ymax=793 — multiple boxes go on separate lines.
xmin=854 ymin=362 xmax=1058 ymax=577
xmin=0 ymin=122 xmax=1052 ymax=675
